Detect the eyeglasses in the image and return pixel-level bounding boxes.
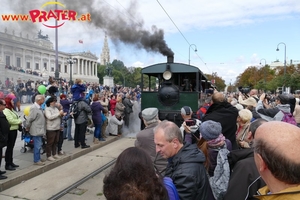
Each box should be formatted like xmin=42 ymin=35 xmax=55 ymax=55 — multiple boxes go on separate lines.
xmin=0 ymin=104 xmax=6 ymax=106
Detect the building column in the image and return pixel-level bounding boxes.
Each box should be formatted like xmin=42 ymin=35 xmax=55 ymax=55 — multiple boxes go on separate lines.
xmin=89 ymin=60 xmax=91 ymax=75
xmin=12 ymin=47 xmax=15 ymax=66
xmin=81 ymin=59 xmax=83 ymax=75
xmin=31 ymin=51 xmax=34 ymax=70
xmin=22 ymin=49 xmax=26 ymax=69
xmin=92 ymin=62 xmax=94 ymax=76
xmin=84 ymin=60 xmax=87 ymax=75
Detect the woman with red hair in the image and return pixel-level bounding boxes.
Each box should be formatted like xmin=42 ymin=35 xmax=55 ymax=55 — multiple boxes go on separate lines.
xmin=3 ymin=97 xmax=22 ymax=170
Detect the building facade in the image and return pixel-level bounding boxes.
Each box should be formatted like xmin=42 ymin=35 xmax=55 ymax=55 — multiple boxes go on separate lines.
xmin=0 ymin=29 xmax=99 ymax=84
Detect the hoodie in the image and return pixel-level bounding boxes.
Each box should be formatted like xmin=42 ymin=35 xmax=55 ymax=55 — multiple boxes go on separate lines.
xmin=71 ymin=84 xmax=86 ymax=101
xmin=256 ymin=100 xmax=291 ymax=121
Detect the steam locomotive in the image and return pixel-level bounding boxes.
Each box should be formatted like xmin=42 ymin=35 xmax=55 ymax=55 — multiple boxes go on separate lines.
xmin=141 ymin=56 xmax=211 ymax=126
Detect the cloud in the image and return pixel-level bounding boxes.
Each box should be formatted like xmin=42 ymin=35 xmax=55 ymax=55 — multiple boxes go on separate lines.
xmin=131 ymin=61 xmax=144 ymax=68
xmin=134 ymin=0 xmax=300 ymax=32
xmin=0 ymin=0 xmax=299 ymax=86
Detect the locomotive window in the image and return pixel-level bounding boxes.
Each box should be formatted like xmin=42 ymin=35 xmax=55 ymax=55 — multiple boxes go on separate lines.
xmin=142 ymin=74 xmax=158 ymax=91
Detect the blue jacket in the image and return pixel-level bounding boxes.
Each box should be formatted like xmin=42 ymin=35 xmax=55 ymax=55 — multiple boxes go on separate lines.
xmin=71 ymin=84 xmax=86 ymax=101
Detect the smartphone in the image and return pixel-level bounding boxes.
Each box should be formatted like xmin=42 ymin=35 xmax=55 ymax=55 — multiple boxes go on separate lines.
xmin=185 ymin=120 xmax=196 ymax=126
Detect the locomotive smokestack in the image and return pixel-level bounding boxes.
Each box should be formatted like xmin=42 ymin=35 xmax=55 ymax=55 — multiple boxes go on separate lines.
xmin=167 ymin=55 xmax=174 ymax=63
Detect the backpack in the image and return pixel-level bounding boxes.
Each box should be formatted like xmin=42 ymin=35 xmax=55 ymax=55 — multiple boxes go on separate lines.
xmin=281 ymin=111 xmax=297 ymax=125
xmin=41 ymin=96 xmax=51 ymax=110
xmin=163 ymin=177 xmax=180 ymax=200
xmin=69 ymin=100 xmax=83 ymax=119
xmin=209 ymin=144 xmax=230 ymax=200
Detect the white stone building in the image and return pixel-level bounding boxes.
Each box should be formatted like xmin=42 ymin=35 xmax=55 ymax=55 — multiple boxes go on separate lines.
xmin=0 ymin=29 xmax=99 ymax=84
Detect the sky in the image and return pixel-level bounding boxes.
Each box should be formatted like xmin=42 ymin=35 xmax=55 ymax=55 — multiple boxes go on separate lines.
xmin=0 ymin=0 xmax=299 ymax=85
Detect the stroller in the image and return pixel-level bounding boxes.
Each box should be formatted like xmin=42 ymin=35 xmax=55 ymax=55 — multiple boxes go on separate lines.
xmin=20 ymin=116 xmax=46 ymax=154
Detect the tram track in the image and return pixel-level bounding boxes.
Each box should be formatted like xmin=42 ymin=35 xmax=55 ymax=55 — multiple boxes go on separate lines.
xmin=49 ymin=158 xmax=116 ymax=200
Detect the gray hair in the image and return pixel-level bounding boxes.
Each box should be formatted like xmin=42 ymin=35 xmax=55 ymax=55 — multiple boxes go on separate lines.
xmin=153 ymin=120 xmax=183 ymax=143
xmin=35 ymin=95 xmax=44 ymax=102
xmin=144 ymin=115 xmax=159 ymax=126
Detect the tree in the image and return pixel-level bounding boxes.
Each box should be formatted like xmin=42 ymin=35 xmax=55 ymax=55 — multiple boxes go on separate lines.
xmin=205 ymin=73 xmax=226 ymax=91
xmin=111 ymin=59 xmax=125 ymax=70
xmin=235 ymin=63 xmax=300 ymax=93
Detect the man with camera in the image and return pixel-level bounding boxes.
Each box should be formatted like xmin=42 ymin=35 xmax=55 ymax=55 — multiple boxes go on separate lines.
xmin=180 ymin=106 xmax=201 ymax=144
xmin=256 ymin=93 xmax=294 ymax=123
xmin=238 ymin=89 xmax=259 ymax=106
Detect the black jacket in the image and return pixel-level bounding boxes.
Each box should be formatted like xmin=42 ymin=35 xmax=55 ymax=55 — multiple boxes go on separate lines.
xmin=224 ymin=149 xmax=266 ymax=200
xmin=0 ymin=112 xmax=10 ymax=148
xmin=165 ymin=143 xmax=209 ymax=200
xmin=202 ymin=101 xmax=239 ymax=149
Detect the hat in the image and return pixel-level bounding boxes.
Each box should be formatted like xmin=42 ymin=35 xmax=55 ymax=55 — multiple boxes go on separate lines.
xmin=276 ymin=94 xmax=289 ymax=104
xmin=241 ymin=97 xmax=257 ymax=107
xmin=181 ymin=106 xmax=192 ymax=116
xmin=142 ymin=108 xmax=158 ymax=121
xmin=199 ymin=120 xmax=222 ymax=141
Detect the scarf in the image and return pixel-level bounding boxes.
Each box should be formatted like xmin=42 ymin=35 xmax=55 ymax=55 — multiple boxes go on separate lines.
xmin=207 ymin=133 xmax=225 ymax=147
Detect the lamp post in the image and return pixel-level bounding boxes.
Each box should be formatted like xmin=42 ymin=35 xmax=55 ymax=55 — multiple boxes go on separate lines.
xmin=189 ymin=44 xmax=197 ymax=65
xmin=259 ymin=58 xmax=267 ymax=86
xmin=54 ymin=0 xmax=59 ymax=80
xmin=276 ymin=42 xmax=286 ymax=92
xmin=66 ymin=56 xmax=76 ymax=86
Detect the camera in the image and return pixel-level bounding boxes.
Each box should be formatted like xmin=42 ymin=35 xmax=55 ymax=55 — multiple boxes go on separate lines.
xmin=205 ymin=89 xmax=214 ymax=95
xmin=238 ymin=87 xmax=251 ymax=94
xmin=265 ymin=94 xmax=271 ymax=101
xmin=185 ymin=120 xmax=196 ymax=126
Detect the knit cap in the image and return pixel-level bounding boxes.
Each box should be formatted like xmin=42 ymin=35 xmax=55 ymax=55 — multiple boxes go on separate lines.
xmin=199 ymin=120 xmax=222 ymax=141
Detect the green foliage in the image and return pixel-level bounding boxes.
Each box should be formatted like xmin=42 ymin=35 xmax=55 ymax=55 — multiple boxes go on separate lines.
xmin=235 ymin=64 xmax=300 ymax=93
xmin=96 ymin=59 xmax=142 ymax=88
xmin=205 ymin=72 xmax=226 ymax=91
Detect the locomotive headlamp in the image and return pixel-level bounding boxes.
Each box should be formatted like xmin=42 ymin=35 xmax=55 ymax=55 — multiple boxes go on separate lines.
xmin=163 ymin=70 xmax=172 ymax=80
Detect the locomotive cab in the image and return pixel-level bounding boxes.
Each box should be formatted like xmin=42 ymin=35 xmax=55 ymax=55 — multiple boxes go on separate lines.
xmin=141 ymin=56 xmax=210 ymax=126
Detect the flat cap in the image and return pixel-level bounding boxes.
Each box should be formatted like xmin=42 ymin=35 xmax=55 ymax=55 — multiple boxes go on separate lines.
xmin=181 ymin=106 xmax=192 ymax=116
xmin=142 ymin=108 xmax=158 ymax=121
xmin=241 ymin=97 xmax=257 ymax=107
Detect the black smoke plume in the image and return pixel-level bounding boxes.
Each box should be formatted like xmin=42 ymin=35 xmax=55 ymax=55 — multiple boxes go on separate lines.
xmin=8 ymin=0 xmax=174 ymax=56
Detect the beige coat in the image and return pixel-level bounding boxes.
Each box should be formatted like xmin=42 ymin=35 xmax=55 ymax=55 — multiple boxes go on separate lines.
xmin=44 ymin=106 xmax=61 ymax=131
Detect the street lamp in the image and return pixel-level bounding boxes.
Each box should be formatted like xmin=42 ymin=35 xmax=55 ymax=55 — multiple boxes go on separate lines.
xmin=259 ymin=58 xmax=267 ymax=85
xmin=189 ymin=44 xmax=197 ymax=65
xmin=276 ymin=42 xmax=286 ymax=91
xmin=66 ymin=56 xmax=76 ymax=86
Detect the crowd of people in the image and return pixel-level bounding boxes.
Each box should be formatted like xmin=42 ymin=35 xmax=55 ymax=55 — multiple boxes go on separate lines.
xmin=1 ymin=77 xmax=300 ymax=199
xmin=103 ymin=89 xmax=300 ymax=200
xmin=0 ymin=77 xmax=141 ymax=180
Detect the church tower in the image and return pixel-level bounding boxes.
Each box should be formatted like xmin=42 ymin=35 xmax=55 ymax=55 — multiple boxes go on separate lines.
xmin=100 ymin=35 xmax=110 ymax=65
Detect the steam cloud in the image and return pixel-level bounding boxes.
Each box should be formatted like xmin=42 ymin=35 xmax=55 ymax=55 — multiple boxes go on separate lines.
xmin=8 ymin=0 xmax=174 ymax=56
